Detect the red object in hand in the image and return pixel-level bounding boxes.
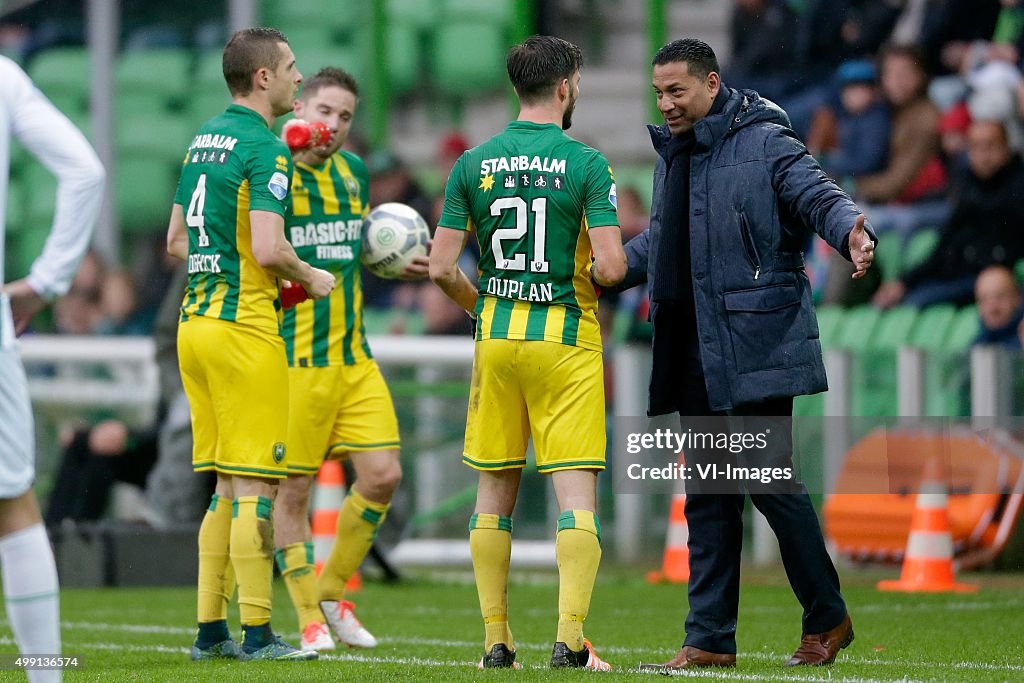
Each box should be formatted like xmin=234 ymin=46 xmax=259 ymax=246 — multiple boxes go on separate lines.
xmin=282 ymin=119 xmax=332 ymax=152
xmin=280 ymin=280 xmax=309 ymax=309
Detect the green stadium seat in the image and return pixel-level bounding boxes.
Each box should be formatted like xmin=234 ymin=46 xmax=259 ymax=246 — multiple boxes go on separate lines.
xmin=194 ymin=51 xmax=224 ymax=89
xmin=388 ymin=0 xmax=438 ymax=29
xmin=264 ymin=0 xmax=328 ymax=28
xmin=292 ymin=45 xmax=364 ymax=82
xmin=947 ymin=305 xmax=980 ymax=352
xmin=873 ymin=233 xmax=902 ymax=281
xmin=814 ymin=305 xmax=844 ymax=348
xmin=21 ymin=161 xmax=57 ymax=228
xmin=832 ymin=304 xmax=881 ymax=350
xmin=908 ymin=304 xmax=956 ymax=350
xmin=433 ymin=21 xmax=506 ymax=96
xmin=283 ymin=26 xmax=335 ymax=55
xmin=116 ymin=155 xmax=178 ymax=234
xmin=1015 ymin=258 xmax=1024 ymax=284
xmin=873 ymin=306 xmax=919 ymax=350
xmin=443 ymin=0 xmax=514 ymax=24
xmin=116 ymin=113 xmax=193 ymax=167
xmin=28 ymin=47 xmax=91 ymax=113
xmin=387 ymin=22 xmax=420 ymax=93
xmin=902 ymin=228 xmax=939 ymax=274
xmin=116 ymin=49 xmax=192 ymax=112
xmin=6 ymin=174 xmax=24 ymax=229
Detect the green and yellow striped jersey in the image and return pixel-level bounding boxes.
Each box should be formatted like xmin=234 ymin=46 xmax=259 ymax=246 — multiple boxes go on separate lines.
xmin=174 ymin=104 xmax=294 ymax=335
xmin=438 ymin=121 xmax=618 ymax=352
xmin=280 ymin=150 xmax=372 ymax=367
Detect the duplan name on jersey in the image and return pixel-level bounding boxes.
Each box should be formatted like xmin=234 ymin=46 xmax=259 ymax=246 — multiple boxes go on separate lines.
xmin=479 ymin=156 xmax=566 ymax=176
xmin=188 ymin=133 xmax=239 ymax=151
xmin=486 ymin=277 xmax=554 ymax=303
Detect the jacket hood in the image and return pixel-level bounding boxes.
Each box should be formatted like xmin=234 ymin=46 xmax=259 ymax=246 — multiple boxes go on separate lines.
xmin=648 ymin=87 xmax=792 ymax=152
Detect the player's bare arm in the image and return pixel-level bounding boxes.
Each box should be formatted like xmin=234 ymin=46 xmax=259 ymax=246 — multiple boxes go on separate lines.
xmin=166 ymin=203 xmax=188 ymax=261
xmin=588 ymin=224 xmax=627 ymax=287
xmin=429 ymin=226 xmax=477 ymax=314
xmin=250 ymin=210 xmax=336 ymax=298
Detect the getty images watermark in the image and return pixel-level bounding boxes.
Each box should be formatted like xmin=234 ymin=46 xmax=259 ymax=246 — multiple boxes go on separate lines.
xmin=611 ymin=415 xmax=1024 ymax=495
xmin=614 ymin=416 xmax=800 ymax=494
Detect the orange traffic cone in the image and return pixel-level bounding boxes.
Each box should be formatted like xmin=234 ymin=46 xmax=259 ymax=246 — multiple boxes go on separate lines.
xmin=878 ymin=459 xmax=976 ymax=593
xmin=311 ymin=459 xmax=362 ymax=593
xmin=646 ymin=481 xmax=690 ymax=584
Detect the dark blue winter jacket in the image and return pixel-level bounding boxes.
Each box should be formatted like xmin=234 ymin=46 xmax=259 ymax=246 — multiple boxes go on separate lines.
xmin=621 ymin=87 xmax=871 ymax=411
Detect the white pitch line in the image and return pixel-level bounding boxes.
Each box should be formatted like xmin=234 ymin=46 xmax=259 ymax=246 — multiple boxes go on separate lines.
xmin=33 ymin=623 xmax=1024 ymax=674
xmin=0 ymin=636 xmax=926 ymax=682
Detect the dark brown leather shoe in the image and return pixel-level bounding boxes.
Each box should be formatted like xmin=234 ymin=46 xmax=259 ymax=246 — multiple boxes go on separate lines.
xmin=785 ymin=615 xmax=854 ymax=666
xmin=639 ymin=645 xmax=736 ymax=672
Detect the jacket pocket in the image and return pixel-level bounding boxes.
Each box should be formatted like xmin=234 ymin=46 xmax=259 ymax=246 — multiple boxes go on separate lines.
xmin=723 ymin=284 xmax=808 ymax=374
xmin=739 ymin=214 xmax=761 ymax=280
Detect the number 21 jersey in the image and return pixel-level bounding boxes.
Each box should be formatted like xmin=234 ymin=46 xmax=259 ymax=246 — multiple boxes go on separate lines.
xmin=438 ymin=121 xmax=618 ymax=352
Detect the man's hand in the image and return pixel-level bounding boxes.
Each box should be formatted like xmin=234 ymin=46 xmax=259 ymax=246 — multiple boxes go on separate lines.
xmin=303 ymin=267 xmax=337 ymax=300
xmin=3 ymin=279 xmax=46 ymax=336
xmin=399 ymin=240 xmax=431 ymax=281
xmin=848 ymin=214 xmax=875 ymax=279
xmin=89 ymin=419 xmax=130 ymax=456
xmin=872 ymin=280 xmax=906 ymax=309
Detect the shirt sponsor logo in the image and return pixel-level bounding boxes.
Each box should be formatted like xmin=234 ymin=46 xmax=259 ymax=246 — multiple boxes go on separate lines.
xmin=268 ymin=172 xmax=289 ymax=200
xmin=480 ymin=156 xmax=566 ymax=176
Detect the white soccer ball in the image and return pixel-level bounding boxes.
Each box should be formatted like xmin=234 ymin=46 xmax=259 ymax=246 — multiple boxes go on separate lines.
xmin=361 ymin=202 xmax=430 ymax=279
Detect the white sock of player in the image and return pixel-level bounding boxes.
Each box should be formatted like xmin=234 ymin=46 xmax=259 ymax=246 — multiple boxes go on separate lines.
xmin=0 ymin=523 xmax=61 ymax=683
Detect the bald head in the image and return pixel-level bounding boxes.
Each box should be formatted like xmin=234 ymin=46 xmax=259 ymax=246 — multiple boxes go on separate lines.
xmin=976 ymin=265 xmax=1021 ymax=331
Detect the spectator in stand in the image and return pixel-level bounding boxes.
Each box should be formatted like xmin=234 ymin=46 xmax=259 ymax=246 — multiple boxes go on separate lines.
xmin=874 ymin=118 xmax=1024 ymax=308
xmin=807 ymin=60 xmax=891 ymax=181
xmin=937 ymin=101 xmax=972 ymax=174
xmin=973 ymin=264 xmax=1024 ymax=349
xmin=95 ymin=269 xmax=148 ymax=335
xmin=52 ymin=249 xmax=104 ymax=334
xmin=725 ymin=0 xmax=801 ymax=102
xmin=853 ymin=45 xmax=949 ymax=243
xmin=783 ymin=0 xmax=902 ymax=136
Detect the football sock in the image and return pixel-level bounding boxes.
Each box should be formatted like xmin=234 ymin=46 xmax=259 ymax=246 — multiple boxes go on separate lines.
xmin=231 ymin=496 xmax=274 ymax=628
xmin=555 ymin=510 xmax=602 ymax=652
xmin=196 ymin=494 xmax=233 ymax=625
xmin=275 ymin=541 xmax=321 ymax=630
xmin=318 ymin=488 xmax=388 ymax=602
xmin=241 ymin=622 xmax=273 ymax=652
xmin=469 ymin=513 xmax=514 ymax=652
xmin=0 ymin=523 xmax=61 ymax=683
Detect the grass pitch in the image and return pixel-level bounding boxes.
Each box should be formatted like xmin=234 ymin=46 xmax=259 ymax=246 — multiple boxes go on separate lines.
xmin=1 ymin=567 xmax=1021 ymax=681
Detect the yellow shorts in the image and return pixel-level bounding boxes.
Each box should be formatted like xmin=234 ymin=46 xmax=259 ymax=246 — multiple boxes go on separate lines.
xmin=178 ymin=315 xmax=290 ymax=478
xmin=285 ymin=359 xmax=400 ymax=474
xmin=463 ymin=339 xmax=606 ymax=473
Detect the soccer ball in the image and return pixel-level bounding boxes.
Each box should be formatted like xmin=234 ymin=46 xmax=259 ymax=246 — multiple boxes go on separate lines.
xmin=361 ymin=202 xmax=430 ymax=279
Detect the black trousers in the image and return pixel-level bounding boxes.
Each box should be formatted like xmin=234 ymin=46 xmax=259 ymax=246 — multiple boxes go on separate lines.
xmin=677 ymin=387 xmax=847 ymax=654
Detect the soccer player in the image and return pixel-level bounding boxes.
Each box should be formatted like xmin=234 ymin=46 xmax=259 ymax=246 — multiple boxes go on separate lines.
xmin=165 ymin=27 xmax=335 ymax=662
xmin=429 ymin=35 xmax=627 ymax=670
xmin=272 ymin=66 xmax=428 ymax=652
xmin=0 ymin=55 xmax=104 ymax=683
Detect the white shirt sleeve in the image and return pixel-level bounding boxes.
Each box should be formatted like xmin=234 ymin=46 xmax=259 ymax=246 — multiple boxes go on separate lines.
xmin=5 ymin=59 xmax=105 ymax=300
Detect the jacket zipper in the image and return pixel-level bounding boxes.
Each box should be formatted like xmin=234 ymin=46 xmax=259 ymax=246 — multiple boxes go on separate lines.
xmin=739 ymin=215 xmax=761 ymax=280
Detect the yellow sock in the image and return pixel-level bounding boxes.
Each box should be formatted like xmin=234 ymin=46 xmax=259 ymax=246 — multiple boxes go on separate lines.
xmin=318 ymin=488 xmax=388 ymax=601
xmin=555 ymin=510 xmax=602 ymax=652
xmin=231 ymin=496 xmax=274 ymax=627
xmin=469 ymin=513 xmax=514 ymax=651
xmin=197 ymin=494 xmax=233 ymax=623
xmin=275 ymin=541 xmax=321 ymax=631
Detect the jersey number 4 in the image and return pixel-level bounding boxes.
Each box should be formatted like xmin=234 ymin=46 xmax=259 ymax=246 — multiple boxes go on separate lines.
xmin=186 ymin=173 xmax=210 ymax=248
xmin=489 ymin=196 xmax=549 ymax=274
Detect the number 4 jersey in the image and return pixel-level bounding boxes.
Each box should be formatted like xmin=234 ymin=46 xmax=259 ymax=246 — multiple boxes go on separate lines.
xmin=438 ymin=121 xmax=618 ymax=352
xmin=174 ymin=104 xmax=294 ymax=335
